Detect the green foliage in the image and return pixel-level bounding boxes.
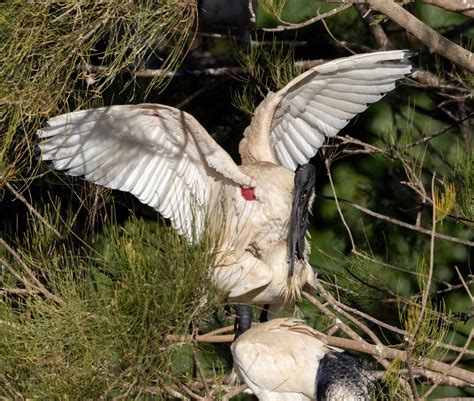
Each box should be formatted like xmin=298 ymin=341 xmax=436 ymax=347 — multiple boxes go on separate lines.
xmin=453 ymin=150 xmax=473 ymax=221
xmin=232 ymin=39 xmax=302 ymax=115
xmin=1 ymin=1 xmax=472 ymax=399
xmin=0 ymin=1 xmax=196 ymax=178
xmin=0 ymin=214 xmax=218 ymax=398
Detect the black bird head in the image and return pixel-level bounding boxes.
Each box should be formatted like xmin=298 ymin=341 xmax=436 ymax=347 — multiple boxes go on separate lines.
xmin=288 ymin=163 xmax=316 ymax=277
xmin=316 ymin=351 xmax=374 ymax=400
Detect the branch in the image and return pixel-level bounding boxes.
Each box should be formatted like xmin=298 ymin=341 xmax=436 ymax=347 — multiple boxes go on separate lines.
xmin=331 ymin=288 xmax=474 ymax=356
xmin=366 ymin=0 xmax=474 ymax=72
xmin=404 ymin=114 xmax=474 ymax=149
xmin=415 ymin=0 xmax=474 ymax=18
xmin=355 ymin=3 xmax=392 ymax=49
xmin=165 ymin=325 xmax=236 ymax=344
xmin=82 ymin=63 xmax=242 ymax=79
xmin=323 ymin=0 xmax=474 ymax=18
xmin=3 ymin=180 xmax=63 ymax=240
xmin=410 ymin=174 xmax=437 ymax=340
xmin=262 ymin=3 xmax=352 ymax=32
xmin=454 ymin=266 xmax=474 ymax=302
xmin=337 ymin=198 xmax=474 ymax=247
xmin=81 ymin=59 xmax=327 ymax=81
xmin=422 ymin=328 xmax=474 ymax=398
xmin=308 ymin=331 xmax=474 ymax=385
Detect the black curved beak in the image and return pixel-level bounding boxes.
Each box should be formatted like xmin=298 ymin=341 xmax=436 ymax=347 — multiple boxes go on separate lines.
xmin=288 ymin=164 xmax=316 ymax=277
xmin=234 ymin=304 xmax=253 ymax=339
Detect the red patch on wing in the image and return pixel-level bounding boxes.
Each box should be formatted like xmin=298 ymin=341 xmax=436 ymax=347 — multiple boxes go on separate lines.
xmin=240 ymin=186 xmax=256 ymax=201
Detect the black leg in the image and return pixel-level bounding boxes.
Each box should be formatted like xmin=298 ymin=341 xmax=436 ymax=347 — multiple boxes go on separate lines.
xmin=234 ymin=304 xmax=253 ymax=338
xmin=259 ymin=304 xmax=270 ymax=322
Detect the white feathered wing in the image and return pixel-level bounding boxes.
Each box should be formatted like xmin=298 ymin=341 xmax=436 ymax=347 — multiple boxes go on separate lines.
xmin=37 ymin=104 xmax=253 ymax=241
xmin=239 ymin=50 xmax=415 ymax=170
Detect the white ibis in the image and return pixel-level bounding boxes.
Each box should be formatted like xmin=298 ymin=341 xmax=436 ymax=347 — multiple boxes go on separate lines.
xmin=232 ymin=318 xmax=374 ymax=400
xmin=36 ymin=50 xmax=414 ymax=308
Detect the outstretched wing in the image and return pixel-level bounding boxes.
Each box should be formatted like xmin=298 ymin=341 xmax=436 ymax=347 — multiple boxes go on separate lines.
xmin=37 ymin=104 xmax=253 ymax=240
xmin=239 ymin=50 xmax=415 ymax=170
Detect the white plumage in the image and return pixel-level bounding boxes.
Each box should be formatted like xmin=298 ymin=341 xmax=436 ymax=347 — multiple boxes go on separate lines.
xmin=37 ymin=50 xmax=414 ymax=306
xmin=232 ymin=318 xmax=374 ymax=401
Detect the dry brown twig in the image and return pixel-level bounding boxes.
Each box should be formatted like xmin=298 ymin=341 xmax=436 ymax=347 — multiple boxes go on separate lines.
xmin=262 ymin=3 xmax=352 ymax=32
xmin=0 ymin=238 xmax=63 ymax=305
xmin=454 ymin=266 xmax=474 ymax=303
xmin=320 ymin=0 xmax=474 ymax=19
xmin=422 ymin=329 xmax=474 ymax=399
xmin=340 ymin=199 xmax=473 ymax=247
xmin=301 ymin=292 xmax=474 ymax=386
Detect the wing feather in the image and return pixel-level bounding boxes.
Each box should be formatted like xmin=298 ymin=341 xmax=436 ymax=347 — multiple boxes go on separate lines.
xmin=239 ymin=50 xmax=415 ymax=169
xmin=286 ymin=121 xmax=315 ymax=158
xmin=297 ymin=120 xmax=326 ymax=149
xmin=281 ymin=127 xmax=307 ymax=165
xmin=37 ymin=104 xmax=252 ymax=240
xmin=275 ymin=141 xmax=296 ymax=171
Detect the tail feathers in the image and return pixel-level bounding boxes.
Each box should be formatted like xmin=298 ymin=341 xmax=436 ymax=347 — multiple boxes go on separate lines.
xmin=316 ymin=351 xmax=374 ymax=401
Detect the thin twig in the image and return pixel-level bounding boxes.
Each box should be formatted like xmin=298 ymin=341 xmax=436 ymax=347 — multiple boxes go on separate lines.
xmin=0 ymin=256 xmax=31 ymax=289
xmin=338 ymin=199 xmax=474 ymax=247
xmin=310 ymin=278 xmax=387 ymax=351
xmin=222 ymin=384 xmax=247 ymax=401
xmin=0 ymin=287 xmax=40 ymax=295
xmin=303 ymin=288 xmax=365 ymax=344
xmin=0 ymin=239 xmax=63 ymax=304
xmin=175 ymin=380 xmax=205 ymax=401
xmin=335 ymin=297 xmax=406 ymax=336
xmin=404 ymin=114 xmax=473 ymax=149
xmin=307 ymin=331 xmax=474 ymax=385
xmin=325 ymin=159 xmax=356 ymax=249
xmin=412 ymin=173 xmax=437 ymax=339
xmin=191 ymin=318 xmax=211 ymax=397
xmin=262 ymin=3 xmax=352 ymax=32
xmin=422 ymin=329 xmax=474 ymax=399
xmin=4 ymin=181 xmax=63 ymax=240
xmin=82 ymin=59 xmax=329 ymax=80
xmin=192 ymin=347 xmax=210 ymax=396
xmin=334 ymin=297 xmax=474 ymax=355
xmin=454 ymin=266 xmax=474 ymax=302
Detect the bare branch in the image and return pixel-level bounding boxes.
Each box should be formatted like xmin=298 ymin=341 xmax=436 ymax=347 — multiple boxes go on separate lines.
xmin=262 ymin=3 xmax=352 ymax=32
xmin=416 ymin=0 xmax=474 ymax=18
xmin=366 ymin=0 xmax=474 ymax=72
xmin=355 ymin=3 xmax=392 ymax=49
xmin=423 ymin=329 xmax=474 ymax=398
xmin=323 ymin=0 xmax=474 ymax=18
xmin=337 ymin=198 xmax=474 ymax=247
xmin=325 ymin=159 xmax=356 ymax=249
xmin=404 ymin=114 xmax=474 ymax=149
xmin=308 ymin=331 xmax=474 ymax=385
